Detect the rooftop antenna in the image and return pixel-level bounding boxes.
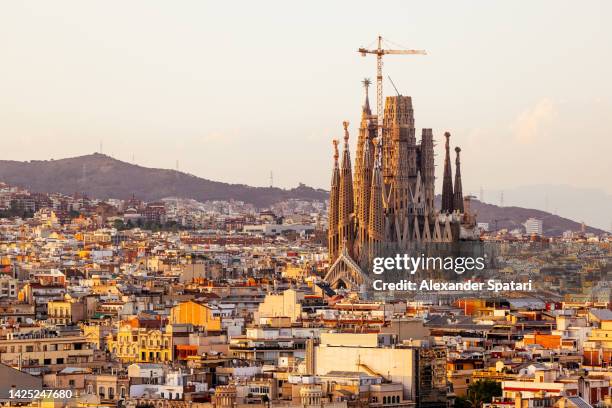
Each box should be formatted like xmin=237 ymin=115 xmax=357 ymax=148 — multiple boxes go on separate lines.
xmin=269 ymin=171 xmax=274 ymax=188
xmin=387 ymin=75 xmax=401 ymax=96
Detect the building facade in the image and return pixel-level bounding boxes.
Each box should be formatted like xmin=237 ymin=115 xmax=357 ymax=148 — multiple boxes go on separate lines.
xmin=326 ymin=84 xmax=477 ymax=288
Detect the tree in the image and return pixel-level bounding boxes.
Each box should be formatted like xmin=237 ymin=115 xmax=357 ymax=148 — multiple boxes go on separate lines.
xmin=113 ymin=219 xmax=126 ymax=230
xmin=454 ymin=396 xmax=471 ymax=408
xmin=462 ymin=379 xmax=502 ymax=407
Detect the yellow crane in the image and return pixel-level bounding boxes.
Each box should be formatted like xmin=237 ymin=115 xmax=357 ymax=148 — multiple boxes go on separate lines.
xmin=358 ymin=36 xmax=426 ymax=140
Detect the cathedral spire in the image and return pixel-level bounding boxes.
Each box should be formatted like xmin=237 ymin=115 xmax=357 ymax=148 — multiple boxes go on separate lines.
xmin=441 ymin=132 xmax=454 ymax=213
xmin=453 ymin=146 xmax=464 ymax=213
xmin=368 ymin=138 xmax=385 ymax=261
xmin=362 ymin=78 xmax=372 ymax=116
xmin=338 ymin=122 xmax=355 ymax=256
xmin=354 ymin=79 xmax=373 ymax=218
xmin=328 ymin=139 xmax=341 ymax=262
xmin=357 ymin=130 xmax=373 ymax=257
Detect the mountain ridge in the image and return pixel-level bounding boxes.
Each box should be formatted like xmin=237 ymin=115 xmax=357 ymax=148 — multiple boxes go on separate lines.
xmin=0 ymin=153 xmax=327 ymax=207
xmin=0 ymin=153 xmax=606 ymax=235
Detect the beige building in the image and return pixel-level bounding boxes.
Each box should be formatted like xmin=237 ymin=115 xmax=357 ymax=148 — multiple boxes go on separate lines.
xmin=0 ymin=275 xmax=18 ymax=299
xmin=47 ymin=298 xmax=85 ymax=325
xmin=256 ymin=289 xmax=304 ymax=322
xmin=0 ymin=330 xmax=94 ymax=367
xmin=82 ymin=323 xmax=114 ymax=351
xmin=315 ymin=333 xmax=417 ymax=400
xmin=107 ymin=323 xmax=172 ymax=363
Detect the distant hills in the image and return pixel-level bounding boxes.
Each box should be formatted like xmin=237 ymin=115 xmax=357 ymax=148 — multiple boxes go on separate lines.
xmin=481 ymin=185 xmax=612 ymax=232
xmin=0 ymin=153 xmax=327 ymax=207
xmin=462 ymin=198 xmax=606 ymax=236
xmin=0 ymin=153 xmax=606 ymax=235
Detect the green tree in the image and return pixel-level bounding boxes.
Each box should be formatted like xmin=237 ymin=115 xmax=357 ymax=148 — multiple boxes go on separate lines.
xmin=462 ymin=379 xmax=502 ymax=407
xmin=454 ymin=396 xmax=471 ymax=408
xmin=113 ymin=219 xmax=126 ymax=230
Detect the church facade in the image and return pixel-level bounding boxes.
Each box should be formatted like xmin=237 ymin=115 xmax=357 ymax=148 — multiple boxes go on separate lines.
xmin=325 ymin=82 xmax=477 ymax=289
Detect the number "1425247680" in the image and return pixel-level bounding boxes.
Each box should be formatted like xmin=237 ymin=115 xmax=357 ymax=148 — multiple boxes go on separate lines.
xmin=9 ymin=389 xmax=73 ymax=399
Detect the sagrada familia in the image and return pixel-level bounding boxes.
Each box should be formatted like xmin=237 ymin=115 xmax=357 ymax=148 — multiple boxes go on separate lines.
xmin=325 ymin=81 xmax=478 ymax=290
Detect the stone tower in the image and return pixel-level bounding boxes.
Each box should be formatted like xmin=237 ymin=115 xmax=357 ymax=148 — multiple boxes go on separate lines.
xmin=338 ymin=122 xmax=355 ymax=256
xmin=453 ymin=146 xmax=464 ymax=213
xmin=441 ymin=132 xmax=454 ymax=213
xmin=327 ymin=140 xmax=340 ymax=261
xmin=419 ymin=128 xmax=435 ymax=214
xmin=384 ymin=96 xmax=417 ymax=242
xmin=357 ymin=131 xmax=373 ymax=258
xmin=354 ymin=79 xmax=374 ymax=215
xmin=368 ymin=139 xmax=385 ymax=262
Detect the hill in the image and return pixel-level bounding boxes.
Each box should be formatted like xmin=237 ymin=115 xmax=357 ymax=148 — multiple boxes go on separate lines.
xmin=0 ymin=153 xmax=327 ymax=208
xmin=0 ymin=154 xmax=606 ymax=236
xmin=436 ymin=197 xmax=606 ymax=236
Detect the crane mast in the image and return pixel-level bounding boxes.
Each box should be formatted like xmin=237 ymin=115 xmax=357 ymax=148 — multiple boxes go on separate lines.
xmin=358 ymin=36 xmax=426 ymax=143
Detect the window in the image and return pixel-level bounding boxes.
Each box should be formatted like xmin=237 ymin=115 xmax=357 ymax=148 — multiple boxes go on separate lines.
xmin=69 ymin=380 xmax=75 ymax=387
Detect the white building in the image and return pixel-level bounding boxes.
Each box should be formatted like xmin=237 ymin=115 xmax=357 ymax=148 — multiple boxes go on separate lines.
xmin=0 ymin=275 xmax=18 ymax=299
xmin=315 ymin=333 xmax=418 ymax=400
xmin=524 ymin=218 xmax=543 ymax=236
xmin=243 ymin=224 xmax=314 ymax=236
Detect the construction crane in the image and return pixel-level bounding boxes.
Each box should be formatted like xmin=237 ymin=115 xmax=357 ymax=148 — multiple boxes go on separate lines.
xmin=358 ymin=36 xmax=426 ymax=141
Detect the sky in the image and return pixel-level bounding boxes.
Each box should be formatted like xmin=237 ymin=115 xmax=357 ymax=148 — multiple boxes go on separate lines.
xmin=0 ymin=1 xmax=611 ymax=198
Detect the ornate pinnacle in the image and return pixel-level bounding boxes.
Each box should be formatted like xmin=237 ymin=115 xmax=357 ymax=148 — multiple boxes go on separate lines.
xmin=362 ymin=78 xmax=371 ymax=94
xmin=333 ymin=139 xmax=339 ymax=162
xmin=372 ymin=137 xmax=382 ymax=167
xmin=343 ymin=121 xmax=350 ymax=144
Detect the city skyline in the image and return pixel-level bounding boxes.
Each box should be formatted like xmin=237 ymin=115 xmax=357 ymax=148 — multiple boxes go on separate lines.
xmin=1 ymin=3 xmax=611 ymax=407
xmin=1 ymin=1 xmax=610 ymax=197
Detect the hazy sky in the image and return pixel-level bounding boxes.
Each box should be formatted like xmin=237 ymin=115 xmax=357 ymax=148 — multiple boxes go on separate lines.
xmin=1 ymin=1 xmax=611 ymax=196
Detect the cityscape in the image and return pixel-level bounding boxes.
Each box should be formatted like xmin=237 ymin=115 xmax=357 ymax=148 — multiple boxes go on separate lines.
xmin=1 ymin=3 xmax=611 ymax=408
xmin=0 ymin=86 xmax=610 ymax=407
